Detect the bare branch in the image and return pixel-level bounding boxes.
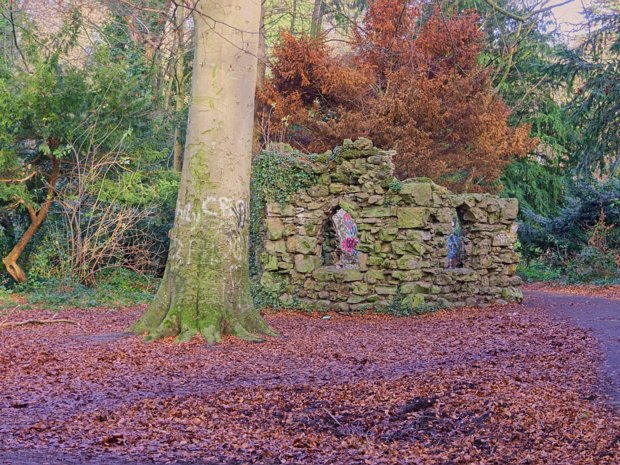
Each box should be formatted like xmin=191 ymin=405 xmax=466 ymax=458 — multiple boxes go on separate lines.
xmin=482 ymin=0 xmax=573 ymax=22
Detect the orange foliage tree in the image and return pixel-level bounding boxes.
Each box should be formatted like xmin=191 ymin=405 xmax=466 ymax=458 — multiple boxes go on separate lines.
xmin=258 ymin=0 xmax=534 ymax=192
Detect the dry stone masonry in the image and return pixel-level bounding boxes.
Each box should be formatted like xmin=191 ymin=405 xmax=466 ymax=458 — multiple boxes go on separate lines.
xmin=255 ymin=139 xmax=522 ymax=312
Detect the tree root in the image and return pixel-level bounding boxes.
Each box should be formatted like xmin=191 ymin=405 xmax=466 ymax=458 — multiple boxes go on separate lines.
xmin=0 ymin=319 xmax=79 ymax=329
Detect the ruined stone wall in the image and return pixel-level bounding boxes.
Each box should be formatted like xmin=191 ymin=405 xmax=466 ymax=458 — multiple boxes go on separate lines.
xmin=254 ymin=139 xmax=522 ymax=312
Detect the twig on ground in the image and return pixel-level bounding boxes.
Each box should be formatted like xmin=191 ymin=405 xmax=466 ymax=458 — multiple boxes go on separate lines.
xmin=323 ymin=408 xmax=342 ymax=426
xmin=0 ymin=319 xmax=79 ymax=329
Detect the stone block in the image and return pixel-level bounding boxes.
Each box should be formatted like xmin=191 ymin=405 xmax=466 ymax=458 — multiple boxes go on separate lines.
xmin=361 ymin=206 xmax=392 ymax=218
xmin=295 ymin=255 xmax=320 ymax=273
xmin=499 ymin=198 xmax=519 ymax=220
xmin=502 ymin=287 xmax=523 ymax=302
xmin=303 ymin=222 xmax=321 ymax=237
xmin=260 ymin=271 xmax=286 ymax=293
xmin=329 ymin=183 xmax=345 ymax=194
xmin=265 ymin=240 xmax=286 ymax=254
xmin=462 ymin=207 xmax=488 ymax=223
xmin=391 ymin=270 xmax=422 ymax=281
xmin=402 ymin=293 xmax=425 ymax=309
xmin=340 ymin=269 xmax=363 ymax=282
xmin=307 ymin=185 xmax=329 ymax=198
xmin=312 ymin=268 xmax=335 ymax=282
xmin=266 ymin=217 xmax=285 ymax=240
xmin=261 ymin=253 xmax=279 ymax=271
xmin=347 ymin=294 xmax=366 ymax=304
xmin=400 ymin=182 xmax=432 ymax=206
xmin=266 ymin=202 xmax=295 ymax=217
xmin=391 ymin=240 xmax=425 ymax=256
xmin=376 ymin=286 xmax=398 ymax=295
xmin=379 ymin=228 xmax=399 ymax=241
xmin=397 ymin=255 xmax=424 ymax=270
xmin=365 ymin=269 xmax=385 ymax=284
xmin=353 ymin=138 xmax=374 ymax=150
xmin=287 ymin=235 xmax=318 ymax=255
xmin=397 ymin=207 xmax=429 ymax=228
xmin=368 ymin=195 xmax=384 ymax=205
xmin=353 ymin=282 xmax=369 ymax=295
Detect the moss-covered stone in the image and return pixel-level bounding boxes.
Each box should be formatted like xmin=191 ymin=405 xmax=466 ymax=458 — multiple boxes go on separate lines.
xmin=340 ymin=269 xmax=363 ymax=282
xmin=397 ymin=207 xmax=429 ymax=228
xmin=294 ymin=255 xmax=320 ymax=273
xmin=391 ymin=240 xmax=425 ymax=256
xmin=287 ymin=236 xmax=318 ymax=254
xmin=361 ymin=206 xmax=392 ymax=218
xmin=379 ymin=228 xmax=399 ymax=241
xmin=376 ymin=285 xmax=398 ymax=295
xmin=265 ymin=218 xmax=285 ymax=240
xmin=261 ymin=253 xmax=279 ymax=271
xmin=366 ymin=269 xmax=385 ymax=284
xmin=260 ymin=271 xmax=286 ymax=293
xmin=312 ymin=268 xmax=335 ymax=282
xmin=353 ymin=282 xmax=369 ymax=295
xmin=264 ymin=240 xmax=286 ymax=254
xmin=400 ymin=182 xmax=432 ymax=206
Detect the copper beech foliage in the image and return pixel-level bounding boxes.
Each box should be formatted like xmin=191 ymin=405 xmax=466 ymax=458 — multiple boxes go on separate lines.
xmin=259 ymin=0 xmax=534 ymax=192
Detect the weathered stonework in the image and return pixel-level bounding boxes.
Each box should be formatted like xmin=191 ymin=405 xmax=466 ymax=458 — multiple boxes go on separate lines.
xmin=254 ymin=139 xmax=522 ymax=312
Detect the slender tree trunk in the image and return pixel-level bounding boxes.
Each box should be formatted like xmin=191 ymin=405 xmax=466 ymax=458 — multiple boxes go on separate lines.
xmin=253 ymin=0 xmax=267 ymax=155
xmin=257 ymin=0 xmax=267 ymax=90
xmin=290 ymin=0 xmax=297 ymax=32
xmin=2 ymin=157 xmax=60 ymax=283
xmin=133 ymin=0 xmax=275 ymax=343
xmin=172 ymin=1 xmax=186 ymax=172
xmin=310 ymin=0 xmax=324 ymax=36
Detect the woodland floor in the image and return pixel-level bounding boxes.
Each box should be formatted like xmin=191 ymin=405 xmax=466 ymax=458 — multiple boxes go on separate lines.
xmin=0 ymin=290 xmax=619 ymax=464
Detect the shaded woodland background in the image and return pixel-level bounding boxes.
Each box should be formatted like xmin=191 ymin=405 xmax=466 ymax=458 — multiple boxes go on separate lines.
xmin=0 ymin=0 xmax=618 ymax=308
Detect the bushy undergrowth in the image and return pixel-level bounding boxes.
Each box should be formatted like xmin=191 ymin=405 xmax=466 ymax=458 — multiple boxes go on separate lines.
xmin=1 ymin=269 xmax=157 ymax=310
xmin=514 ymin=178 xmax=620 ymax=284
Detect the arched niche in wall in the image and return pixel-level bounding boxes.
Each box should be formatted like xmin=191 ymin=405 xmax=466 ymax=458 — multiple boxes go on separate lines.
xmin=321 ymin=206 xmax=359 ymax=268
xmin=446 ymin=207 xmax=467 ymax=269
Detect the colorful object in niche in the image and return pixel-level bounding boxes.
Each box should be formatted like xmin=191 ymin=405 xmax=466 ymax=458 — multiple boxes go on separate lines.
xmin=447 ymin=212 xmax=464 ymax=268
xmin=332 ymin=208 xmax=359 ymax=267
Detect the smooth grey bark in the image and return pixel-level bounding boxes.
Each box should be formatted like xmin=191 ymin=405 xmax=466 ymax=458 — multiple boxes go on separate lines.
xmin=134 ymin=0 xmax=274 ymax=343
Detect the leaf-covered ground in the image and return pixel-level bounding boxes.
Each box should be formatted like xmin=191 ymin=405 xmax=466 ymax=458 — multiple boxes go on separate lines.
xmin=0 ymin=301 xmax=618 ymax=464
xmin=524 ymin=282 xmax=620 ymax=300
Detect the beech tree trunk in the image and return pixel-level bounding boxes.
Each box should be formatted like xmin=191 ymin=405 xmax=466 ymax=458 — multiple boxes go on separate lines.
xmin=2 ymin=157 xmax=60 ymax=283
xmin=133 ymin=0 xmax=274 ymax=343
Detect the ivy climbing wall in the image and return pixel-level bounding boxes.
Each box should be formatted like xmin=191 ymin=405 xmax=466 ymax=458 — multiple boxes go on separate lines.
xmin=251 ymin=138 xmax=522 ymax=313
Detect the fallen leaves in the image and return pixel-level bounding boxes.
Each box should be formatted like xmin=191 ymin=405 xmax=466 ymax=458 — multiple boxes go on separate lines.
xmin=524 ymin=282 xmax=620 ymax=299
xmin=0 ymin=303 xmax=618 ymax=464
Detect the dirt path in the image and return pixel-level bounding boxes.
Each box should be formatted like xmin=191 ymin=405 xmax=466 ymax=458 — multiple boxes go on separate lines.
xmin=524 ymin=290 xmax=620 ymax=408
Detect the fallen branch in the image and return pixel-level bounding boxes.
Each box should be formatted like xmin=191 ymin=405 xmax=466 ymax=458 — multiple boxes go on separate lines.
xmin=0 ymin=319 xmax=79 ymax=329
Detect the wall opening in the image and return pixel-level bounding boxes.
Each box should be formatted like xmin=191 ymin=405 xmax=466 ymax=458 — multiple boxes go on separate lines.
xmin=447 ymin=209 xmax=465 ymax=269
xmin=321 ymin=207 xmax=359 ymax=268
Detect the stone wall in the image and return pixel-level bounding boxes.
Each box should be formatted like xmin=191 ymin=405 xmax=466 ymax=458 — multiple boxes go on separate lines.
xmin=254 ymin=139 xmax=522 ymax=312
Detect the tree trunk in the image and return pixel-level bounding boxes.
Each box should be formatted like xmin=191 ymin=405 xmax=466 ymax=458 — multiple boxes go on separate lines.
xmin=290 ymin=0 xmax=298 ymax=32
xmin=172 ymin=0 xmax=186 ymax=172
xmin=133 ymin=0 xmax=275 ymax=343
xmin=256 ymin=0 xmax=267 ymax=91
xmin=253 ymin=0 xmax=267 ymax=155
xmin=2 ymin=157 xmax=60 ymax=283
xmin=310 ymin=0 xmax=324 ymax=37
